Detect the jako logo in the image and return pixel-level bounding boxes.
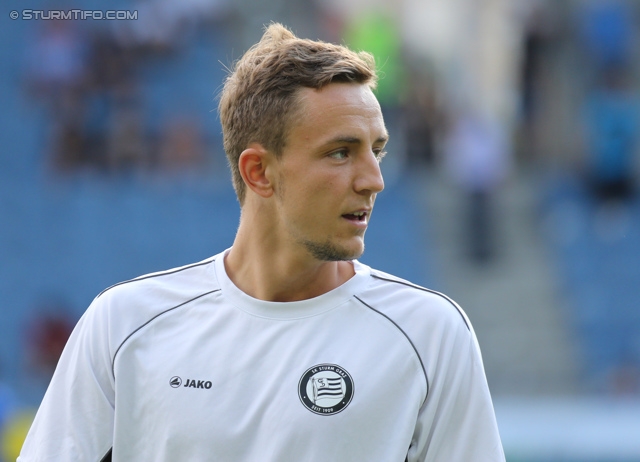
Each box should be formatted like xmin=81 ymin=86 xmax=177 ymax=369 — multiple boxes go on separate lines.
xmin=170 ymin=376 xmax=212 ymax=389
xmin=184 ymin=379 xmax=212 ymax=389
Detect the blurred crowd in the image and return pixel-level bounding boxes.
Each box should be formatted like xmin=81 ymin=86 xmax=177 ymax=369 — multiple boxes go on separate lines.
xmin=521 ymin=0 xmax=640 ymax=204
xmin=2 ymin=0 xmax=640 ymax=458
xmin=23 ymin=0 xmax=229 ymax=174
xmin=16 ymin=0 xmax=640 ymax=203
xmin=20 ymin=1 xmax=451 ymax=177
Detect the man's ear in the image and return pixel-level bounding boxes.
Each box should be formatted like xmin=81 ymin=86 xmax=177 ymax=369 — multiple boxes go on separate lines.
xmin=238 ymin=144 xmax=275 ymax=198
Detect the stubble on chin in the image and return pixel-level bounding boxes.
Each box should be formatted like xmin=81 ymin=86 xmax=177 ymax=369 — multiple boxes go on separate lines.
xmin=301 ymin=238 xmax=364 ymax=262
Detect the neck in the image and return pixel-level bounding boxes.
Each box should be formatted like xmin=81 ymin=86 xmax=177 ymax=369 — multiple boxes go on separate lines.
xmin=224 ymin=216 xmax=354 ymax=302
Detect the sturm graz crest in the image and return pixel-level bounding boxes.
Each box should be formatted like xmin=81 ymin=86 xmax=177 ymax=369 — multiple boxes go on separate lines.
xmin=298 ymin=364 xmax=354 ymax=416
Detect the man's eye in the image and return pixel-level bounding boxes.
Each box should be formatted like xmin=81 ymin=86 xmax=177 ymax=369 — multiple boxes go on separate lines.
xmin=374 ymin=150 xmax=387 ymax=162
xmin=329 ymin=150 xmax=348 ymax=160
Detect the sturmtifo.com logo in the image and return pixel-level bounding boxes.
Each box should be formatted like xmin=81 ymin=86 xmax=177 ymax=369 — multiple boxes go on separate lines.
xmin=298 ymin=364 xmax=354 ymax=416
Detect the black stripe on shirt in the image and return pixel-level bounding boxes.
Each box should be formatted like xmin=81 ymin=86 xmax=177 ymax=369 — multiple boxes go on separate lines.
xmin=97 ymin=257 xmax=216 ymax=299
xmin=370 ymin=272 xmax=471 ymax=331
xmin=111 ymin=289 xmax=220 ymax=377
xmin=99 ymin=448 xmax=112 ymax=462
xmin=353 ymin=295 xmax=430 ymax=398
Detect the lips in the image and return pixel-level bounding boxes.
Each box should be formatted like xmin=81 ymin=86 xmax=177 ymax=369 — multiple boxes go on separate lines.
xmin=342 ymin=210 xmax=368 ymax=223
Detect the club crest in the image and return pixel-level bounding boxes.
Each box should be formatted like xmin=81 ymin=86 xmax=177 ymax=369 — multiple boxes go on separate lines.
xmin=298 ymin=364 xmax=354 ymax=416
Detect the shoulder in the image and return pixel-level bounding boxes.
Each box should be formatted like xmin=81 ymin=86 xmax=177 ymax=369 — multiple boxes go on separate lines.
xmin=353 ymin=266 xmax=479 ymax=398
xmin=96 ymin=255 xmax=219 ymax=303
xmin=81 ymin=255 xmax=221 ymax=352
xmin=96 ymin=255 xmax=218 ymax=298
xmin=356 ymin=267 xmax=471 ymax=334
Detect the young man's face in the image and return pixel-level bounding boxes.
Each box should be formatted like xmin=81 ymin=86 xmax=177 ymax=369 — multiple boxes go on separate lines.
xmin=272 ymin=82 xmax=387 ymax=261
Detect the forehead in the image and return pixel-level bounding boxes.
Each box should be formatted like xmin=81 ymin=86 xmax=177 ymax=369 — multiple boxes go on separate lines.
xmin=289 ymin=83 xmax=387 ymax=144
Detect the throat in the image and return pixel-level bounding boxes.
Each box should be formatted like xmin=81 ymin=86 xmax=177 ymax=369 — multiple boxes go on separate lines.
xmin=262 ymin=261 xmax=355 ymax=302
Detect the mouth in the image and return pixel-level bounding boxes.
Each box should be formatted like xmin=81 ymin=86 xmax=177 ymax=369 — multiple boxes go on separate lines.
xmin=342 ymin=210 xmax=369 ymax=224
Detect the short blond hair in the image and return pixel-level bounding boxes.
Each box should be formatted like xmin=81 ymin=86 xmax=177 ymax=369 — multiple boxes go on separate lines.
xmin=218 ymin=23 xmax=377 ymax=204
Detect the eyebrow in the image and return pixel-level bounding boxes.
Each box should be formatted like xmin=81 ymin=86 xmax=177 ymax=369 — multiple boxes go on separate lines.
xmin=327 ymin=135 xmax=389 ymax=145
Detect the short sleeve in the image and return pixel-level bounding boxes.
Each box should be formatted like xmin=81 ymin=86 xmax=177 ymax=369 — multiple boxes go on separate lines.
xmin=18 ymin=296 xmax=115 ymax=461
xmin=409 ymin=319 xmax=505 ymax=462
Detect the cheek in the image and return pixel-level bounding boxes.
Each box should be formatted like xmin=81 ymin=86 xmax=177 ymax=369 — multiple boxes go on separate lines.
xmin=279 ymin=164 xmax=346 ymax=212
xmin=286 ymin=187 xmax=334 ymax=225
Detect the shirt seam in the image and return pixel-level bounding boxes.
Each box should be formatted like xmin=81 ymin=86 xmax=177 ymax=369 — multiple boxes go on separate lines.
xmin=97 ymin=257 xmax=216 ymax=299
xmin=111 ymin=289 xmax=220 ymax=378
xmin=353 ymin=295 xmax=430 ymax=400
xmin=370 ymin=273 xmax=471 ymax=331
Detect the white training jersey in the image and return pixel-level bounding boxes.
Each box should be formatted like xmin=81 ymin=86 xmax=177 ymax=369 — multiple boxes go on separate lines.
xmin=19 ymin=249 xmax=505 ymax=461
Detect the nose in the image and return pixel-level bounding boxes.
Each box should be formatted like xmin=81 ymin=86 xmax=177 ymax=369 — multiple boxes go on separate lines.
xmin=354 ymin=150 xmax=385 ymax=194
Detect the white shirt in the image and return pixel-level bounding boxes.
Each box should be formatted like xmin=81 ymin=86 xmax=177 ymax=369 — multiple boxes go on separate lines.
xmin=19 ymin=250 xmax=504 ymax=461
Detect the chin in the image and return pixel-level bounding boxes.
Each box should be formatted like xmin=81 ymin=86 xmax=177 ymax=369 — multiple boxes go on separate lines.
xmin=302 ymin=238 xmax=364 ymax=262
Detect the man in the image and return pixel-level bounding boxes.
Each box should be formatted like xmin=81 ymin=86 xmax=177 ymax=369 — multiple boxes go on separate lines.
xmin=19 ymin=24 xmax=505 ymax=461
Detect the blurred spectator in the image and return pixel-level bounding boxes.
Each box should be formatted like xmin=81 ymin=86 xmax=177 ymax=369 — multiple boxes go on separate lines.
xmin=116 ymin=0 xmax=230 ymax=55
xmin=80 ymin=91 xmax=111 ymax=170
xmin=582 ymin=65 xmax=639 ymax=206
xmin=444 ymin=108 xmax=510 ymax=264
xmin=46 ymin=78 xmax=92 ymax=172
xmin=105 ymin=83 xmax=151 ymax=172
xmin=403 ymin=65 xmax=442 ymax=167
xmin=24 ymin=18 xmax=88 ymax=108
xmin=124 ymin=1 xmax=186 ymax=55
xmin=577 ymin=0 xmax=636 ymax=72
xmin=158 ymin=115 xmax=207 ymax=171
xmin=344 ymin=11 xmax=408 ymax=175
xmin=24 ymin=307 xmax=74 ymax=381
xmin=88 ymin=29 xmax=135 ymax=93
xmin=50 ymin=118 xmax=86 ymax=171
xmin=1 ymin=410 xmax=35 ymax=462
xmin=517 ymin=0 xmax=567 ymax=165
xmin=519 ymin=1 xmax=559 ymax=127
xmin=315 ymin=1 xmax=345 ymax=44
xmin=344 ymin=11 xmax=405 ymax=110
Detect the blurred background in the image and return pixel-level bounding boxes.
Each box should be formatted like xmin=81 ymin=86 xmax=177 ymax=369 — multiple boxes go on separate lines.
xmin=1 ymin=0 xmax=640 ymax=460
